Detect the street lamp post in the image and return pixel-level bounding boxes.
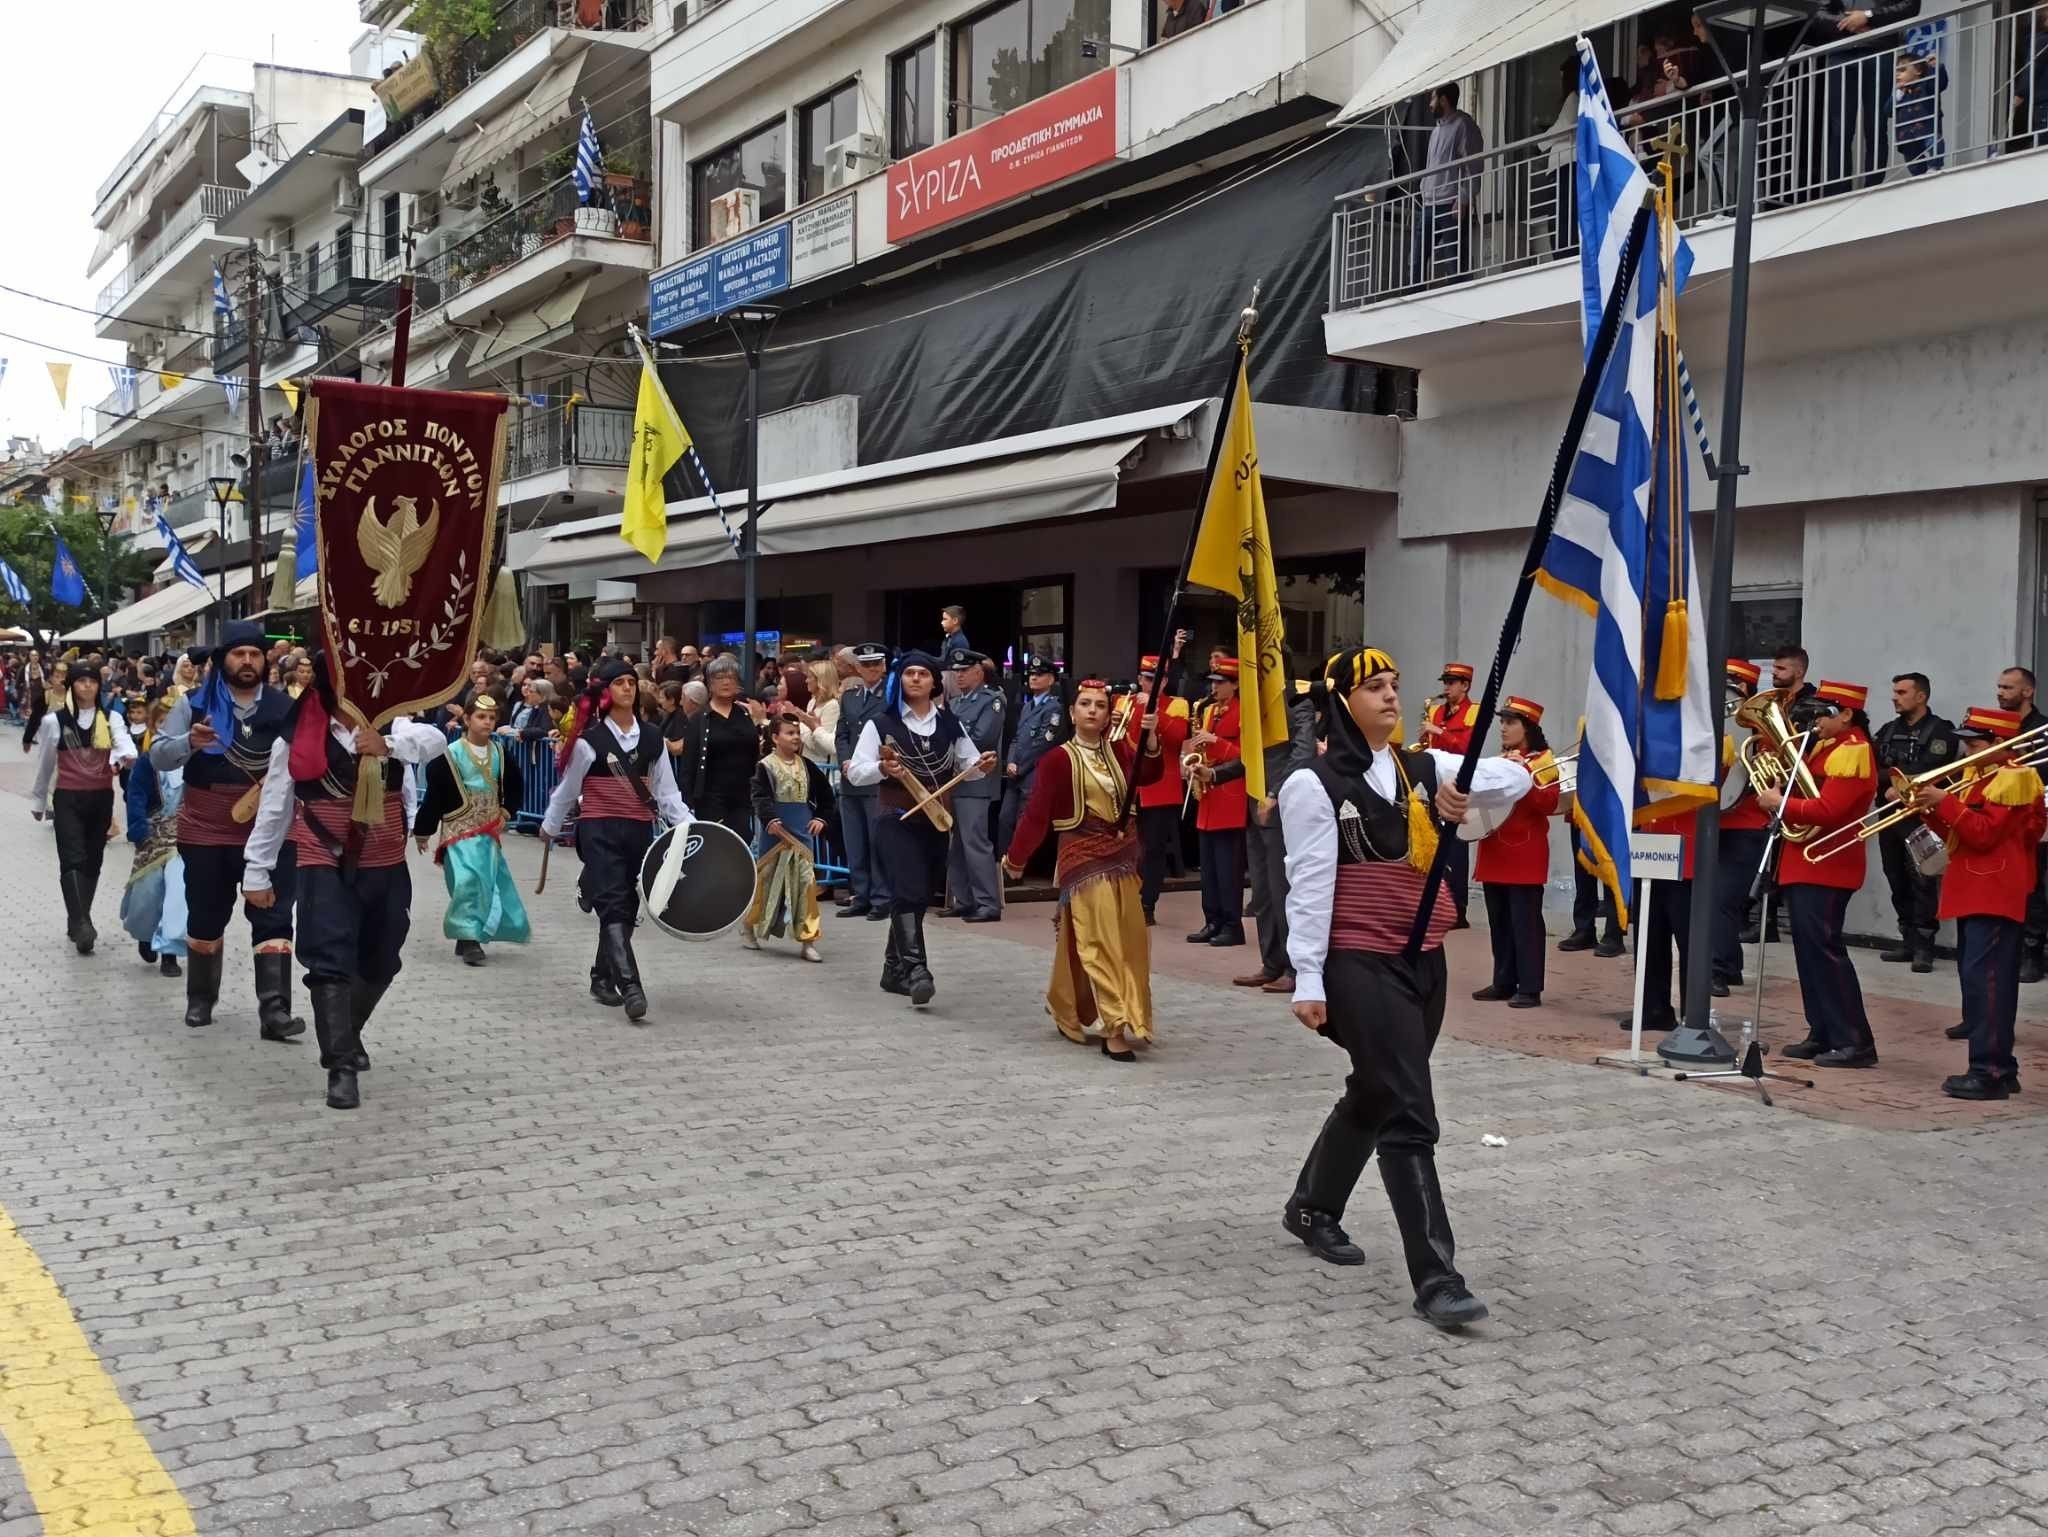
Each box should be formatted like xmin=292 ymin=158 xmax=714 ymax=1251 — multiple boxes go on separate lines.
xmin=206 ymin=471 xmax=241 ymax=642
xmin=722 ymin=305 xmax=779 ymax=681
xmin=94 ymin=504 xmax=120 ymax=653
xmin=1664 ymin=0 xmax=1825 ymax=1066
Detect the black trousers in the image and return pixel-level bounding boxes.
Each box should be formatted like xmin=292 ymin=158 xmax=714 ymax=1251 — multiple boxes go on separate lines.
xmin=182 ymin=842 xmax=297 ymax=945
xmin=878 ymin=812 xmax=948 ymax=916
xmin=1640 ymin=879 xmax=1692 ymax=1020
xmin=1138 ymin=805 xmax=1179 ymax=914
xmin=1444 ymin=836 xmax=1470 ymax=920
xmin=1713 ymin=828 xmax=1767 ymax=982
xmin=576 ymin=816 xmax=653 ymax=926
xmin=296 ymin=862 xmax=410 ymax=987
xmin=1484 ymin=883 xmax=1544 ymax=996
xmin=2021 ymin=848 xmax=2046 ymax=954
xmin=1198 ymin=827 xmax=1245 ymax=931
xmin=1957 ymin=915 xmax=2020 ymax=1077
xmin=52 ymin=788 xmax=115 ymax=883
xmin=1877 ymin=825 xmax=1940 ymax=945
xmin=1246 ymin=816 xmax=1291 ymax=978
xmin=1569 ymin=826 xmax=1619 ymax=941
xmin=1785 ymin=884 xmax=1875 ymax=1053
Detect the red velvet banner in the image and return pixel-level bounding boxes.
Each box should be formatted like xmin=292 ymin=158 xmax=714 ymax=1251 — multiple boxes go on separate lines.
xmin=306 ymin=379 xmax=508 ymax=729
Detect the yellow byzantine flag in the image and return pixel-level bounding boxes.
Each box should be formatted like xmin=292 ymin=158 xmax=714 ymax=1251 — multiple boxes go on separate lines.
xmin=620 ymin=353 xmax=689 ymax=563
xmin=1184 ymin=355 xmax=1288 ymax=802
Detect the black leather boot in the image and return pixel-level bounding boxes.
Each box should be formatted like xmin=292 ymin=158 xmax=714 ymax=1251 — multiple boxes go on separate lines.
xmin=309 ymin=980 xmax=359 ymax=1110
xmin=602 ymin=923 xmax=648 ymax=1020
xmin=254 ymin=953 xmax=306 ymax=1043
xmin=590 ymin=937 xmax=623 ymax=1007
xmin=78 ymin=873 xmax=99 ymax=953
xmin=2019 ymin=945 xmax=2044 ymax=985
xmin=1378 ymin=1150 xmax=1489 ymax=1329
xmin=348 ymin=978 xmax=388 ymax=1072
xmin=59 ymin=871 xmax=83 ymax=945
xmin=892 ymin=910 xmax=934 ymax=1006
xmin=1284 ymin=1107 xmax=1376 ymax=1266
xmin=879 ymin=917 xmax=909 ymax=996
xmin=183 ymin=947 xmax=223 ymax=1028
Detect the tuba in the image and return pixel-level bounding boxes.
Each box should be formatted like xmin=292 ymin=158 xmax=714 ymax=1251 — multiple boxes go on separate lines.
xmin=1733 ymin=687 xmax=1824 ymax=842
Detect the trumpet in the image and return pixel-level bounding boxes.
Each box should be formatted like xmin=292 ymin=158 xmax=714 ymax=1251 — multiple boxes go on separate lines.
xmin=1805 ymin=723 xmax=2048 ymax=864
xmin=1734 ymin=687 xmax=1825 ymax=842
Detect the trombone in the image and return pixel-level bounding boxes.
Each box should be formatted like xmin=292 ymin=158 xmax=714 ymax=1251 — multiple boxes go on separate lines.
xmin=1805 ymin=722 xmax=2048 ymax=863
xmin=1529 ymin=749 xmax=1579 ymax=789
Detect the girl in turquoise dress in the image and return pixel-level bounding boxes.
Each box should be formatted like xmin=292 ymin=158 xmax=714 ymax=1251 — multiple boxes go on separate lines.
xmin=413 ymin=694 xmax=532 ymax=965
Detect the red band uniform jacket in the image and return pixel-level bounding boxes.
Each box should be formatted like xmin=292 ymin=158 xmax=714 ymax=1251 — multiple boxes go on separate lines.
xmin=1776 ymin=730 xmax=1878 ymax=890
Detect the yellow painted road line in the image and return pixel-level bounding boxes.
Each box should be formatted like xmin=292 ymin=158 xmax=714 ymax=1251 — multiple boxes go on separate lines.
xmin=0 ymin=1202 xmax=196 ymax=1536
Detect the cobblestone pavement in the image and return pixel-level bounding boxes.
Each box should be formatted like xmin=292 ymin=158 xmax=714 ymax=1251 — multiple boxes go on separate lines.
xmin=3 ymin=766 xmax=2047 ymax=1537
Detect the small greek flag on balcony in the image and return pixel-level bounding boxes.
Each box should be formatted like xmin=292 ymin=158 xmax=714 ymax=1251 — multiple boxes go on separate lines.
xmin=109 ymin=365 xmax=139 ymax=412
xmin=212 ymin=263 xmax=234 ymax=320
xmin=154 ymin=511 xmax=210 ymax=593
xmin=0 ymin=557 xmax=30 ymax=608
xmin=218 ymin=374 xmax=242 ymax=415
xmin=573 ymin=107 xmax=602 ymax=207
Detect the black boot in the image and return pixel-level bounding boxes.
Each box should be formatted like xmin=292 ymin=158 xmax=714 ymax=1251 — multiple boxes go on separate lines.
xmin=254 ymin=953 xmax=306 ymax=1043
xmin=160 ymin=952 xmax=181 ymax=978
xmin=1284 ymin=1108 xmax=1375 ymax=1266
xmin=309 ymin=980 xmax=359 ymax=1110
xmin=1378 ymin=1150 xmax=1489 ymax=1330
xmin=77 ymin=874 xmax=99 ymax=954
xmin=1556 ymin=928 xmax=1596 ymax=953
xmin=59 ymin=872 xmax=83 ymax=945
xmin=590 ymin=937 xmax=623 ymax=1007
xmin=455 ymin=939 xmax=486 ymax=966
xmin=602 ymin=923 xmax=648 ymax=1020
xmin=879 ymin=917 xmax=909 ymax=996
xmin=1911 ymin=939 xmax=1935 ymax=974
xmin=138 ymin=940 xmax=157 ymax=964
xmin=2019 ymin=945 xmax=2044 ymax=985
xmin=347 ymin=978 xmax=388 ymax=1073
xmin=183 ymin=947 xmax=223 ymax=1028
xmin=892 ymin=910 xmax=935 ymax=1006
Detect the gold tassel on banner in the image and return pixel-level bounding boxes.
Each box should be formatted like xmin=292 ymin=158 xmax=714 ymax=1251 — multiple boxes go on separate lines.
xmin=1655 ymin=599 xmax=1689 ymax=699
xmin=480 ymin=564 xmax=525 ymax=651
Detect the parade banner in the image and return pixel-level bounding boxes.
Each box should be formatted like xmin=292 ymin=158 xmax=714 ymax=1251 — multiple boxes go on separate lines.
xmin=306 ymin=379 xmax=507 ymax=730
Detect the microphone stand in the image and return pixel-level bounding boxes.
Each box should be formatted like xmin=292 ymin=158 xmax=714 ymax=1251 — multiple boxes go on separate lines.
xmin=1674 ymin=728 xmax=1815 ymax=1105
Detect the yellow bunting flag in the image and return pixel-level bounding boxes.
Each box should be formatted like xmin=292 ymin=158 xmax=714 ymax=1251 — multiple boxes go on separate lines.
xmin=159 ymin=371 xmax=186 ymax=391
xmin=46 ymin=361 xmax=70 ymax=407
xmin=1184 ymin=354 xmax=1288 ymax=803
xmin=619 ymin=352 xmax=689 ymax=564
xmin=278 ymin=379 xmax=300 ymax=415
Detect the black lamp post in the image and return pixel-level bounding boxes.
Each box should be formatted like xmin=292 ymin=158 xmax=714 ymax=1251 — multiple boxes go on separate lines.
xmin=722 ymin=304 xmax=779 ymax=681
xmin=93 ymin=503 xmax=120 ymax=653
xmin=1664 ymin=0 xmax=1825 ymax=1066
xmin=207 ymin=468 xmax=242 ymax=638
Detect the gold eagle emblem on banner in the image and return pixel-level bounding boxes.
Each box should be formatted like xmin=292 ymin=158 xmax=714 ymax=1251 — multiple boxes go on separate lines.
xmin=357 ymin=494 xmax=440 ymax=608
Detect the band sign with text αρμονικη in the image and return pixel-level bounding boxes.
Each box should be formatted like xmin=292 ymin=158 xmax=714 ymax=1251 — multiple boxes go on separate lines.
xmin=307 ymin=378 xmax=506 ymax=730
xmin=886 ymin=69 xmax=1120 ymax=243
xmin=1630 ymin=832 xmax=1684 ymax=882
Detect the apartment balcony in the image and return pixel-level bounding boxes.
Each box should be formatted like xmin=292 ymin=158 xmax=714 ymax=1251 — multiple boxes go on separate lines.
xmin=502 ymin=402 xmax=633 ymax=510
xmin=361 ymin=0 xmax=653 ymax=193
xmin=212 ymin=232 xmax=398 ymax=374
xmin=94 ymin=183 xmax=247 ymax=339
xmin=1324 ymin=0 xmax=2048 ymax=380
xmin=92 ymin=369 xmax=216 ymax=455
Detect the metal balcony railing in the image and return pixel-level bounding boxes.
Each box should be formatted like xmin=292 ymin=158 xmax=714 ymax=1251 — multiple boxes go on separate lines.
xmin=1330 ymin=0 xmax=2047 ymax=314
xmin=97 ymin=183 xmax=246 ymax=313
xmin=505 ymin=403 xmax=635 ymax=481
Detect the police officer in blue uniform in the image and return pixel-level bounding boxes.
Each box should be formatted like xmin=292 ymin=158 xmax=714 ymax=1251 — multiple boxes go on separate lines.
xmin=998 ymin=655 xmax=1067 ymax=858
xmin=944 ymin=651 xmax=1005 ymax=922
xmin=834 ymin=643 xmax=893 ymax=921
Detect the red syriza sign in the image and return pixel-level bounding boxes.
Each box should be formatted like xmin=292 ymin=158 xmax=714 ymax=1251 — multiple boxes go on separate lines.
xmin=887 ymin=69 xmax=1120 ymax=243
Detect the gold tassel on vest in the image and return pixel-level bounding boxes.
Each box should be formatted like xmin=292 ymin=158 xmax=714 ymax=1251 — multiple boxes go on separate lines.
xmin=1392 ymin=752 xmax=1438 ymax=874
xmin=1654 ymin=598 xmax=1689 ymax=700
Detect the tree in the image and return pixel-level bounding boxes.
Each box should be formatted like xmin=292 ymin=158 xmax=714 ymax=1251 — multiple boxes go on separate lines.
xmin=0 ymin=504 xmax=160 ymax=643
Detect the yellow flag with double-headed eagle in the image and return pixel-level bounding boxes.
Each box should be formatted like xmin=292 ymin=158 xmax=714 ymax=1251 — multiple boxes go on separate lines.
xmin=620 ymin=354 xmax=689 ymax=563
xmin=1184 ymin=354 xmax=1288 ymax=802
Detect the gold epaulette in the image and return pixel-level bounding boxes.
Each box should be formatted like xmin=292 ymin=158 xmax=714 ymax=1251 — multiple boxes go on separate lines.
xmin=1823 ymin=742 xmax=1872 ymax=780
xmin=1981 ymin=764 xmax=2045 ymax=807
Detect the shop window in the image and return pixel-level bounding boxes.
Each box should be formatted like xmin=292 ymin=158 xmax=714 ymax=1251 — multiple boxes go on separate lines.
xmin=1729 ymin=593 xmax=1803 ymax=661
xmin=891 ymin=38 xmax=937 ymax=159
xmin=798 ymin=80 xmax=861 ymax=205
xmin=690 ymin=117 xmax=787 ymax=249
xmin=950 ymin=0 xmax=1112 ymax=134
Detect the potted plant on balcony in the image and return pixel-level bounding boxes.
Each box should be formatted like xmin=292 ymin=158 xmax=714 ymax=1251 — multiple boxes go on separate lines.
xmin=412 ymin=0 xmax=496 ymax=97
xmin=543 ymin=143 xmax=579 ymax=236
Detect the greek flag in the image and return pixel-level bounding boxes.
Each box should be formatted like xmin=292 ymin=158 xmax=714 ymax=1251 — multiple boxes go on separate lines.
xmin=218 ymin=373 xmax=242 ymax=415
xmin=0 ymin=558 xmax=30 ymax=608
xmin=1534 ymin=38 xmax=1715 ymax=927
xmin=155 ymin=511 xmax=209 ymax=593
xmin=213 ymin=263 xmax=234 ymax=321
xmin=572 ymin=106 xmax=602 ymax=206
xmin=109 ymin=365 xmax=139 ymax=412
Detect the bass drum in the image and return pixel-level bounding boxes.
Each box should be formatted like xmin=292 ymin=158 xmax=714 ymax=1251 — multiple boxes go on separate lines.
xmin=638 ymin=819 xmax=757 ymax=941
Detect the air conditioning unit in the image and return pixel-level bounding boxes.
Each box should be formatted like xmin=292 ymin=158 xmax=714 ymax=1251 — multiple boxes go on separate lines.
xmin=822 ymin=133 xmax=885 ymax=192
xmin=334 ymin=177 xmax=363 ymax=213
xmin=709 ymin=186 xmax=759 ymax=244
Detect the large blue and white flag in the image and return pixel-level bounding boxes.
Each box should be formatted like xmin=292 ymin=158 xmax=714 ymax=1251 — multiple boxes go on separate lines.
xmin=50 ymin=535 xmax=87 ymax=607
xmin=1535 ymin=37 xmax=1715 ymax=926
xmin=212 ymin=263 xmax=235 ymax=321
xmin=572 ymin=105 xmax=603 ymax=206
xmin=294 ymin=458 xmax=319 ymax=582
xmin=154 ymin=511 xmax=209 ymax=593
xmin=0 ymin=558 xmax=31 ymax=608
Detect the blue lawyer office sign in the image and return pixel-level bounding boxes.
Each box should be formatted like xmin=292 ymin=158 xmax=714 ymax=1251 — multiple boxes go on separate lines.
xmin=648 ymin=226 xmax=788 ymax=337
